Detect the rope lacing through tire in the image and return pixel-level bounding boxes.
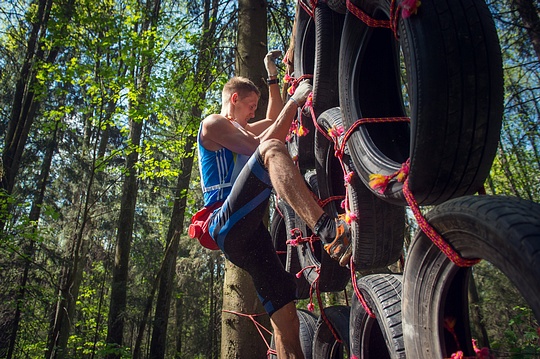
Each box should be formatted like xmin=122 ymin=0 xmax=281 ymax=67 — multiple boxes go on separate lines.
xmin=287 ymin=229 xmax=344 ymax=345
xmin=286 ymin=74 xmax=402 ymax=318
xmin=347 ymin=0 xmax=422 ymax=39
xmin=369 ymin=160 xmax=481 ymax=268
xmin=287 ymin=73 xmax=480 ymax=321
xmin=298 ymin=0 xmax=315 ymax=18
xmin=349 ymin=258 xmax=377 ymax=318
xmin=298 ymin=0 xmax=421 ymax=39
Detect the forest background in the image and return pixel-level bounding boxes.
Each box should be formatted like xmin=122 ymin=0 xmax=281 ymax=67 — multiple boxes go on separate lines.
xmin=0 ymin=0 xmax=539 ymax=358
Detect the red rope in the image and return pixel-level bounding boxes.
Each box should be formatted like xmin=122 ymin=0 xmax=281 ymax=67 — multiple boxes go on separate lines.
xmin=314 ymin=279 xmax=344 ymax=344
xmin=284 ymin=74 xmax=313 ymax=97
xmin=346 ymin=0 xmax=400 ymax=38
xmin=222 ymin=310 xmax=275 ymax=356
xmin=318 ymin=195 xmax=345 ymax=209
xmin=403 ymin=178 xmax=481 ymax=267
xmin=298 ymin=0 xmax=315 ymax=18
xmin=346 ymin=0 xmax=394 ymax=29
xmin=350 ymin=258 xmax=376 ymax=318
xmin=288 ymin=227 xmax=343 ymax=344
xmin=345 ymin=0 xmax=421 ymax=39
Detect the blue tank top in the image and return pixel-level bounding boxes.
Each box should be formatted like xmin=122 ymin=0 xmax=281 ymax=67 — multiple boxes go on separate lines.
xmin=197 ymin=122 xmax=250 ymax=206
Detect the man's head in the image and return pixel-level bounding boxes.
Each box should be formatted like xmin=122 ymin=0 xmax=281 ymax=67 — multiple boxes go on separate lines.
xmin=222 ymin=76 xmax=261 ymax=123
xmin=222 ymin=76 xmax=260 ymax=105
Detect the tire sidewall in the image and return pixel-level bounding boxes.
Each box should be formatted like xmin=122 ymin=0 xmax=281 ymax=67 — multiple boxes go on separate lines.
xmin=402 ymin=196 xmax=540 ymax=358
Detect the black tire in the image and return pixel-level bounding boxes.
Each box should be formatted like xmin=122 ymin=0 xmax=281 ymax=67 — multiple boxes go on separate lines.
xmin=289 ymin=3 xmax=344 ymax=171
xmin=312 ymin=305 xmax=351 ymax=358
xmin=350 ymin=274 xmax=406 ymax=359
xmin=298 ymin=309 xmax=319 ymax=359
xmin=295 ymin=171 xmax=350 ymax=292
xmin=327 ymin=0 xmax=347 ymax=14
xmin=339 ymin=0 xmax=504 ymax=205
xmin=315 ymin=107 xmax=405 ymax=270
xmin=269 ymin=309 xmax=318 ymax=359
xmin=402 ymin=195 xmax=540 ymax=358
xmin=270 ymin=199 xmax=311 ymax=300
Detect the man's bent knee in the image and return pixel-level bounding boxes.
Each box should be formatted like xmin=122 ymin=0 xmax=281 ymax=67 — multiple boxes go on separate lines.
xmin=259 ymin=139 xmax=287 ymax=168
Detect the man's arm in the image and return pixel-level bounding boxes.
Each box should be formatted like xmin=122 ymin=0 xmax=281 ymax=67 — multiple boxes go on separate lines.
xmin=266 ymin=78 xmax=283 ymax=120
xmin=256 ymin=81 xmax=312 ymax=143
xmin=256 ymin=99 xmax=299 ymax=143
xmin=201 ymin=114 xmax=260 ymax=156
xmin=264 ymin=50 xmax=284 ymax=120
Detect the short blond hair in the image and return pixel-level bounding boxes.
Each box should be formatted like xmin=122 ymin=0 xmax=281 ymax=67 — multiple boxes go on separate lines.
xmin=222 ymin=76 xmax=261 ymax=104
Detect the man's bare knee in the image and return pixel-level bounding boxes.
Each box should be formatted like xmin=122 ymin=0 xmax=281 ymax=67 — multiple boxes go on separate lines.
xmin=259 ymin=139 xmax=287 ymax=168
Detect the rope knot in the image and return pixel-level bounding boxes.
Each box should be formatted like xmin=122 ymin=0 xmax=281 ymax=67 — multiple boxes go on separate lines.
xmin=346 ymin=211 xmax=358 ymax=223
xmin=287 ymin=238 xmax=299 ymax=246
xmin=285 ymin=74 xmax=313 ymax=97
xmin=368 ymin=159 xmax=410 ymax=194
xmin=344 ymin=171 xmax=354 ymax=184
xmin=297 ymin=124 xmax=308 ymax=137
xmin=472 ymin=339 xmax=495 ymax=359
xmin=400 ymin=0 xmax=421 ymax=18
xmin=327 ymin=125 xmax=344 ymax=139
xmin=305 ymin=93 xmax=313 ymax=107
xmin=396 ymin=160 xmax=410 ymax=182
xmin=368 ymin=173 xmax=392 ymax=194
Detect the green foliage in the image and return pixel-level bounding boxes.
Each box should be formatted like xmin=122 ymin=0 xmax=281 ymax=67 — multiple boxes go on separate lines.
xmin=472 ymin=261 xmax=540 ymax=358
xmin=485 ymin=0 xmax=540 ymax=202
xmin=2 ymin=0 xmax=537 ymax=358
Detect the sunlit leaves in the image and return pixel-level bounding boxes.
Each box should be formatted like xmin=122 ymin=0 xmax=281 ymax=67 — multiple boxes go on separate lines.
xmin=484 ymin=1 xmax=540 ymax=202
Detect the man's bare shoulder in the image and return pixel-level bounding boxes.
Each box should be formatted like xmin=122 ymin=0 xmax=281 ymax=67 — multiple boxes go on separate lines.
xmin=202 ymin=113 xmax=227 ymax=128
xmin=201 ymin=114 xmax=259 ymax=155
xmin=200 ymin=114 xmax=227 ymax=151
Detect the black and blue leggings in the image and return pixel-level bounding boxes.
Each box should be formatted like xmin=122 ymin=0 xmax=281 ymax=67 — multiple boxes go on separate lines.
xmin=208 ymin=148 xmax=297 ymax=316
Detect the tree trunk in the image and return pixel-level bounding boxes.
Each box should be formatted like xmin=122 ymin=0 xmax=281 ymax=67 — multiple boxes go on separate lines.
xmin=175 ymin=296 xmax=183 ymax=357
xmin=1 ymin=0 xmax=74 ymax=231
xmin=105 ymin=117 xmax=143 ymax=356
xmin=1 ymin=0 xmax=52 ymax=197
xmin=512 ymin=0 xmax=540 ymax=61
xmin=149 ymin=1 xmax=219 ymax=357
xmin=468 ymin=271 xmax=490 ymax=349
xmin=47 ymin=113 xmax=101 ymax=359
xmin=207 ymin=259 xmax=215 ymax=358
xmin=47 ymin=237 xmax=89 ymax=359
xmin=106 ymin=0 xmax=161 ymax=355
xmin=7 ymin=119 xmax=60 ymax=359
xmin=149 ymin=138 xmax=193 ymax=359
xmin=132 ymin=241 xmax=169 ymax=359
xmin=221 ymin=263 xmax=271 ymax=358
xmin=236 ymin=0 xmax=270 ymax=118
xmin=90 ymin=264 xmax=109 ymax=359
xmin=148 ymin=232 xmax=182 ymax=359
xmin=221 ymin=1 xmax=271 ymax=358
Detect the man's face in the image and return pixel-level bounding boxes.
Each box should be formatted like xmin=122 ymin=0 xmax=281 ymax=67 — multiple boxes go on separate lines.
xmin=232 ymin=92 xmax=259 ymax=124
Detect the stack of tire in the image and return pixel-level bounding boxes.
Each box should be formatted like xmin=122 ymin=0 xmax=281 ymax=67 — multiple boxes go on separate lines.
xmin=270 ymin=0 xmax=540 ymax=358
